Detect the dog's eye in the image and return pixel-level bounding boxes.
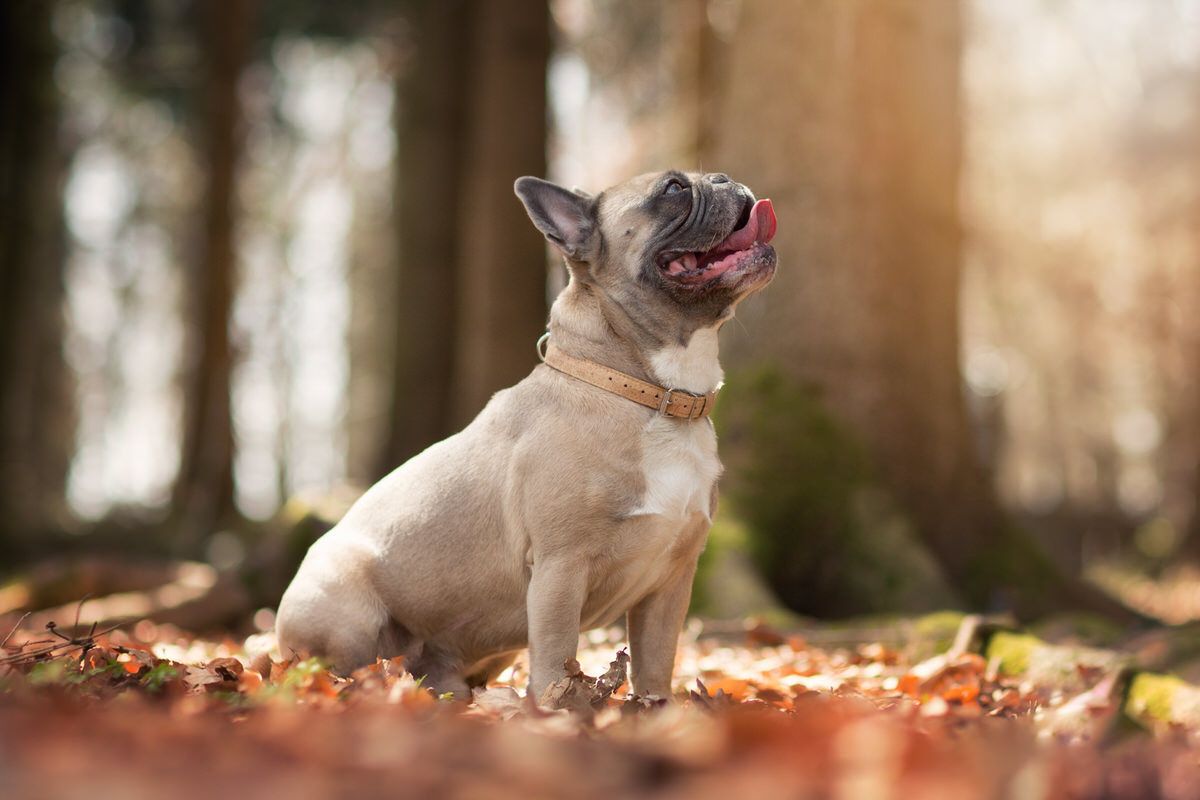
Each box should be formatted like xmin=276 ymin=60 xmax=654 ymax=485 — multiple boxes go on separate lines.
xmin=664 ymin=180 xmax=686 ymax=195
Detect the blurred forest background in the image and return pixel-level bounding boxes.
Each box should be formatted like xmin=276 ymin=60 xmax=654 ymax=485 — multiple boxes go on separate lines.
xmin=2 ymin=0 xmax=1200 ymax=627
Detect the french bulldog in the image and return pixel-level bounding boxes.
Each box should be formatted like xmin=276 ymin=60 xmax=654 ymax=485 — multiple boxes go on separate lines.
xmin=276 ymin=170 xmax=777 ymax=700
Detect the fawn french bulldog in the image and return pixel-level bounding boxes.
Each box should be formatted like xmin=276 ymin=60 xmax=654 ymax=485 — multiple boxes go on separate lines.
xmin=277 ymin=170 xmax=777 ymax=700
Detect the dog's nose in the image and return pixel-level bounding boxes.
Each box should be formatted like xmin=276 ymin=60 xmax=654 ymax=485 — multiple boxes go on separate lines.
xmin=706 ymin=173 xmax=730 ymax=184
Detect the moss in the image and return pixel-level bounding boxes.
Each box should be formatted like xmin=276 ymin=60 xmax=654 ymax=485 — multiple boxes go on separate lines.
xmin=714 ymin=364 xmax=956 ymax=617
xmin=987 ymin=630 xmax=1132 ymax=693
xmin=1123 ymin=672 xmax=1200 ymax=730
xmin=985 ymin=631 xmax=1043 ymax=676
xmin=910 ymin=611 xmax=971 ymax=646
xmin=1126 ymin=672 xmax=1184 ymax=724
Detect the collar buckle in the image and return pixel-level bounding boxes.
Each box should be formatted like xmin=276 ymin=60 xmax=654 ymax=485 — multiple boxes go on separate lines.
xmin=658 ymin=388 xmax=676 ymax=416
xmin=658 ymin=387 xmax=704 ymax=418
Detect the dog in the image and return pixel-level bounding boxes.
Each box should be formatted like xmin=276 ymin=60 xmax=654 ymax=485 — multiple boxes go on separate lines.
xmin=276 ymin=170 xmax=777 ymax=701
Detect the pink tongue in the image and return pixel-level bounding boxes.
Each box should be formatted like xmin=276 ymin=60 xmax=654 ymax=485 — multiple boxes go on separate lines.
xmin=718 ymin=199 xmax=777 ymax=252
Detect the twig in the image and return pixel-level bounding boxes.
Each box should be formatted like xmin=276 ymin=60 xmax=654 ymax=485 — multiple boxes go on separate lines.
xmin=0 ymin=597 xmax=126 ymax=668
xmin=0 ymin=622 xmax=124 ymax=667
xmin=1 ymin=611 xmax=31 ymax=649
xmin=73 ymin=595 xmax=90 ymax=629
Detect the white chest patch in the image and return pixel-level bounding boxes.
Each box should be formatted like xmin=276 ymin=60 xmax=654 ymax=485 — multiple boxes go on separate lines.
xmin=649 ymin=327 xmax=723 ymax=395
xmin=632 ymin=325 xmax=727 ymax=521
xmin=630 ymin=417 xmax=721 ymax=522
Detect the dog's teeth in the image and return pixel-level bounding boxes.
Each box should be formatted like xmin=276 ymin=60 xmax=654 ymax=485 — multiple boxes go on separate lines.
xmin=663 ymin=252 xmax=700 ymax=275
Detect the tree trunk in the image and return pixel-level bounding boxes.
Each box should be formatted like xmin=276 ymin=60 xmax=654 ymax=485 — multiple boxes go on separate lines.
xmin=1192 ymin=443 xmax=1200 ymax=554
xmin=1185 ymin=103 xmax=1200 ymax=560
xmin=703 ymin=0 xmax=1136 ymax=621
xmin=376 ymin=0 xmax=550 ymax=474
xmin=449 ymin=0 xmax=551 ymax=429
xmin=1184 ymin=272 xmax=1200 ymax=560
xmin=0 ymin=0 xmax=73 ymax=561
xmin=173 ymin=0 xmax=253 ymax=551
xmin=375 ymin=0 xmax=471 ymax=476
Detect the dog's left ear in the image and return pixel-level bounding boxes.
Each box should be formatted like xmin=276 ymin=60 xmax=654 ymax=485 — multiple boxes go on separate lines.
xmin=514 ymin=177 xmax=598 ymax=261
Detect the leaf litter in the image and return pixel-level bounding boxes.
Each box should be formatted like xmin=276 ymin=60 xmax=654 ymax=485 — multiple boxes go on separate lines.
xmin=2 ymin=612 xmax=1200 ymax=799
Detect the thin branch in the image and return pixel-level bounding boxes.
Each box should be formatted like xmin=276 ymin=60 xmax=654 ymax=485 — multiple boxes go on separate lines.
xmin=0 ymin=611 xmax=31 ymax=649
xmin=0 ymin=601 xmax=126 ymax=668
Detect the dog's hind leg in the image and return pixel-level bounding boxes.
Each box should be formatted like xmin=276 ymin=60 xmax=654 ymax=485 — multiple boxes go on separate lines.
xmin=276 ymin=592 xmax=386 ymax=675
xmin=276 ymin=543 xmax=392 ymax=675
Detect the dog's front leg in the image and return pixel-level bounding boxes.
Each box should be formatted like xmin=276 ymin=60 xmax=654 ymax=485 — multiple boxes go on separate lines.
xmin=526 ymin=559 xmax=587 ymax=700
xmin=626 ymin=566 xmax=697 ymax=699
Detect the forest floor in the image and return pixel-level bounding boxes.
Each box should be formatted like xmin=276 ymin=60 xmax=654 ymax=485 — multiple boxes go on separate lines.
xmin=5 ymin=570 xmax=1200 ymax=799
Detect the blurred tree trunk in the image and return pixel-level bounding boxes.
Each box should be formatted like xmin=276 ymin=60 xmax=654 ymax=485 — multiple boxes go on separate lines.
xmin=1158 ymin=72 xmax=1200 ymax=564
xmin=703 ymin=0 xmax=1134 ymax=620
xmin=1188 ymin=453 xmax=1200 ymax=559
xmin=0 ymin=0 xmax=74 ymax=561
xmin=449 ymin=0 xmax=550 ymax=428
xmin=376 ymin=0 xmax=470 ymax=476
xmin=173 ymin=0 xmax=253 ymax=551
xmin=1184 ymin=233 xmax=1200 ymax=560
xmin=1188 ymin=77 xmax=1200 ymax=561
xmin=376 ymin=0 xmax=549 ymax=474
xmin=665 ymin=0 xmax=717 ymax=166
xmin=1192 ymin=439 xmax=1200 ymax=554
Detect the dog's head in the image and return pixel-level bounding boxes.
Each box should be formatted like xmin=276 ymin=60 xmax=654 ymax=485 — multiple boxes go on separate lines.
xmin=515 ymin=171 xmax=777 ymax=336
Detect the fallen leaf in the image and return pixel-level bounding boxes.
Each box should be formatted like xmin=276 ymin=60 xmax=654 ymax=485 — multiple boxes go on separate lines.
xmin=539 ymin=651 xmax=630 ymax=716
xmin=898 ymin=673 xmax=922 ymax=696
xmin=471 ymin=686 xmax=526 ymax=719
xmin=943 ymin=683 xmax=980 ymax=705
xmin=182 ymin=665 xmax=222 ymax=692
xmin=208 ymin=656 xmax=244 ymax=681
xmin=704 ymin=677 xmax=753 ymax=701
xmin=238 ymin=668 xmax=263 ymax=693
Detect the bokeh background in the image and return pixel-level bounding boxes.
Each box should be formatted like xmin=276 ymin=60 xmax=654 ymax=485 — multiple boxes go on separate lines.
xmin=3 ymin=0 xmax=1200 ymax=626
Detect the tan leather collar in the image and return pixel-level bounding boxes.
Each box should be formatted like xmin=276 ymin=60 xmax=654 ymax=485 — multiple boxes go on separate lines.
xmin=537 ymin=334 xmax=719 ymax=420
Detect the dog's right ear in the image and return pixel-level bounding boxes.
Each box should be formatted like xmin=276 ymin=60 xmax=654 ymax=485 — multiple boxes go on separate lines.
xmin=514 ymin=177 xmax=598 ymax=261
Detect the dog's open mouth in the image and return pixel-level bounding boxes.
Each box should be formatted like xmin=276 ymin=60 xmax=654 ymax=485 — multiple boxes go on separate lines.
xmin=657 ymin=198 xmax=777 ymax=286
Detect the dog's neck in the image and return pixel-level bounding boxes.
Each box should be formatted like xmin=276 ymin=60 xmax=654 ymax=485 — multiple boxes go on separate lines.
xmin=547 ymin=281 xmax=725 ymax=395
xmin=646 ymin=328 xmax=724 ymax=395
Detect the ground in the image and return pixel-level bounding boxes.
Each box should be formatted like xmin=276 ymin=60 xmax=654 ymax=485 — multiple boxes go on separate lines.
xmin=4 ymin=602 xmax=1200 ymax=799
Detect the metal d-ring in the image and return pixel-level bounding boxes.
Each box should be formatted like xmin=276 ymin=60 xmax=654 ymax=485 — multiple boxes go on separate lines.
xmin=536 ymin=332 xmax=550 ymax=362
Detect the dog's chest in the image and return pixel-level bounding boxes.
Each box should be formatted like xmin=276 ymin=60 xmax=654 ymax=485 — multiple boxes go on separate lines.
xmin=629 ymin=417 xmax=720 ymax=522
xmin=628 ymin=328 xmax=725 ymax=522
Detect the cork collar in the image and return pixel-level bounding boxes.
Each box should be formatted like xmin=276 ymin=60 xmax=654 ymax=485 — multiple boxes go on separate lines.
xmin=537 ymin=334 xmax=719 ymax=420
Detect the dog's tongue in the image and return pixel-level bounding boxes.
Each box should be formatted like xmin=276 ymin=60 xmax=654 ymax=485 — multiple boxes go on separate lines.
xmin=662 ymin=199 xmax=778 ymax=278
xmin=719 ymin=199 xmax=777 ymax=252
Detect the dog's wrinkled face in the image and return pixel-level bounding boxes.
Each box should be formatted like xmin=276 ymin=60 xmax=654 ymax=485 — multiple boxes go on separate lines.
xmin=516 ymin=171 xmax=777 ymax=342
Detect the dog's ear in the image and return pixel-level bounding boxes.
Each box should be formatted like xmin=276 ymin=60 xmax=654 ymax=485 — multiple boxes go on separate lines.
xmin=514 ymin=177 xmax=598 ymax=261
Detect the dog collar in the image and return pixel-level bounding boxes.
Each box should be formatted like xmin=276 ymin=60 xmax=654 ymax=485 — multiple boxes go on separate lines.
xmin=537 ymin=334 xmax=718 ymax=420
